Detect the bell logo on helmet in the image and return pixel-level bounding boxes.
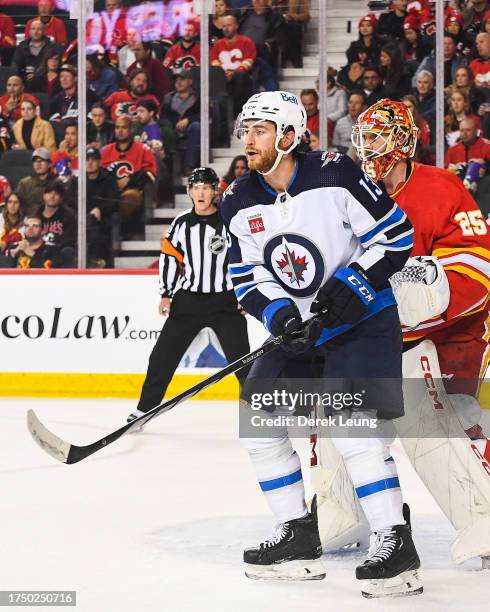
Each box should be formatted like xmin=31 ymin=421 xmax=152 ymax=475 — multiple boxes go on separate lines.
xmin=280 ymin=92 xmax=298 ymax=104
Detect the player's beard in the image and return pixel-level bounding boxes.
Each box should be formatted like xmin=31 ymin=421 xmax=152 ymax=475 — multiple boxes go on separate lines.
xmin=248 ymin=147 xmax=279 ymax=173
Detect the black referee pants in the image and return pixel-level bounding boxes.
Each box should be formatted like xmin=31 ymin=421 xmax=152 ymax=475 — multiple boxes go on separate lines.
xmin=137 ymin=289 xmax=250 ymax=413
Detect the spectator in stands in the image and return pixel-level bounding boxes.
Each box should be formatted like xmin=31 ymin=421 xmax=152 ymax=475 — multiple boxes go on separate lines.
xmin=239 ymin=0 xmax=285 ymax=72
xmin=415 ymin=34 xmax=466 ymax=87
xmin=4 ymin=215 xmax=56 ymax=269
xmin=12 ymin=20 xmax=60 ymax=82
xmin=104 ymin=69 xmax=160 ymax=122
xmin=0 ymin=11 xmax=16 ymax=67
xmin=483 ymin=9 xmax=490 ymax=33
xmin=86 ymin=147 xmax=119 ymax=268
xmin=300 ymin=89 xmax=334 ymax=140
xmin=378 ymin=0 xmax=408 ymax=40
xmin=50 ymin=64 xmax=96 ymax=122
xmin=25 ymin=48 xmax=62 ymax=96
xmin=308 ymin=131 xmax=320 ymax=151
xmin=270 ymin=0 xmax=310 ymax=69
xmin=219 ymin=154 xmax=248 ymax=193
xmin=161 ymin=69 xmax=200 ymax=174
xmin=16 ymin=148 xmax=55 ymax=216
xmin=346 ymin=14 xmax=382 ymax=66
xmin=0 ymin=193 xmax=24 ymax=257
xmin=117 ymin=36 xmax=139 ymax=75
xmin=338 ymin=46 xmax=368 ymax=92
xmin=12 ymin=99 xmax=55 ymax=152
xmin=445 ymin=117 xmax=490 ymax=194
xmin=450 ymin=65 xmax=486 ymax=115
xmin=127 ymin=42 xmax=173 ymax=102
xmin=52 ymin=121 xmax=79 ymax=178
xmin=209 ymin=0 xmax=230 ymax=43
xmin=401 ymin=14 xmax=431 ymax=65
xmin=163 ymin=23 xmax=201 ymax=71
xmin=463 ymin=1 xmax=490 ymax=36
xmin=414 ymin=69 xmax=436 ymax=125
xmin=0 ymin=175 xmax=11 ymax=206
xmin=210 ymin=14 xmax=256 ymax=116
xmin=379 ymin=41 xmax=411 ymax=98
xmin=0 ymin=117 xmax=11 ymax=152
xmin=87 ymin=102 xmax=115 ymax=149
xmin=361 ymin=64 xmax=388 ymax=106
xmin=445 ymin=87 xmax=483 ymax=146
xmin=324 ymin=67 xmax=348 ymax=123
xmin=87 ymin=52 xmax=119 ymax=100
xmin=101 ymin=116 xmax=157 ymax=239
xmin=401 ymin=94 xmax=432 ymax=162
xmin=25 ymin=0 xmax=68 ymax=46
xmin=333 ymin=91 xmax=367 ymax=153
xmin=470 ymin=32 xmax=490 ymax=89
xmin=445 ymin=10 xmax=472 ymax=56
xmin=37 ymin=182 xmax=76 ymax=267
xmin=0 ymin=77 xmax=40 ymax=125
xmin=134 ymin=100 xmax=163 ymax=158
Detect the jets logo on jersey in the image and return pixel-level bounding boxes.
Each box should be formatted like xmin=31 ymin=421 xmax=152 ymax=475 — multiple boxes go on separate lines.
xmin=208 ymin=234 xmax=225 ymax=254
xmin=222 ymin=181 xmax=235 ymax=200
xmin=264 ymin=234 xmax=325 ymax=298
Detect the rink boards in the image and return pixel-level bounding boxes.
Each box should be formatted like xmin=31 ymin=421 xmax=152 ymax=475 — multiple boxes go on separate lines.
xmin=0 ymin=269 xmax=489 ymax=407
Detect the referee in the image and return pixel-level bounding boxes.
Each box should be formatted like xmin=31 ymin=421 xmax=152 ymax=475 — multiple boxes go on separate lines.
xmin=127 ymin=167 xmax=250 ymax=424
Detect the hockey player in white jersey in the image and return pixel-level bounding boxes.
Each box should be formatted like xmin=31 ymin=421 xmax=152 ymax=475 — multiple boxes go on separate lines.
xmin=219 ymin=91 xmax=422 ymax=597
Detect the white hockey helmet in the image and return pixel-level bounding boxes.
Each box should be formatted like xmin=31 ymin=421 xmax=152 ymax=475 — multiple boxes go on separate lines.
xmin=235 ymin=91 xmax=307 ymax=175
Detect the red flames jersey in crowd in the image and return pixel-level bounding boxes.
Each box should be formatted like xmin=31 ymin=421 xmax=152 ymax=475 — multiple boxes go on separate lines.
xmin=24 ymin=16 xmax=68 ymax=45
xmin=163 ymin=41 xmax=201 ymax=70
xmin=210 ymin=35 xmax=256 ymax=72
xmin=393 ymin=162 xmax=490 ymax=390
xmin=101 ymin=140 xmax=157 ymax=182
xmin=0 ymin=13 xmax=16 ymax=48
xmin=103 ymin=90 xmax=160 ymax=122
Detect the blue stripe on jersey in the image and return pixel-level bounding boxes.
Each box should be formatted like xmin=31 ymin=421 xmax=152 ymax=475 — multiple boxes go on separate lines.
xmin=379 ymin=234 xmax=414 ymax=249
xmin=356 ymin=477 xmax=400 ymax=499
xmin=359 ymin=207 xmax=405 ymax=245
xmin=259 ymin=468 xmax=303 ymax=492
xmin=262 ymin=298 xmax=293 ymax=332
xmin=315 ymin=288 xmax=396 ymax=346
xmin=235 ymin=281 xmax=258 ymax=298
xmin=229 ymin=264 xmax=256 ymax=276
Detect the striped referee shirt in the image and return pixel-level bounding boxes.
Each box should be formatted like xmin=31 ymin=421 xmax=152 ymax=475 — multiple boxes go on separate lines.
xmin=159 ymin=208 xmax=233 ymax=296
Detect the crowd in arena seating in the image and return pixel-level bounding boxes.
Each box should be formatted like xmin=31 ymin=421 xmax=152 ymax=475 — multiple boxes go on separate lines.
xmin=0 ymin=0 xmax=488 ymax=270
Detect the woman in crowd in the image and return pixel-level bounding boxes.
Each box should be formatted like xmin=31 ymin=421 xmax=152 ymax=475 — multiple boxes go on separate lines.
xmin=402 ymin=94 xmax=432 ymax=163
xmin=0 ymin=192 xmax=24 ymax=257
xmin=25 ymin=48 xmax=62 ymax=96
xmin=219 ymin=155 xmax=248 ymax=193
xmin=450 ymin=65 xmax=486 ymax=114
xmin=345 ymin=13 xmax=383 ymax=66
xmin=379 ymin=42 xmax=411 ymax=98
xmin=209 ymin=0 xmax=229 ymax=43
xmin=337 ymin=45 xmax=368 ymax=92
xmin=12 ymin=99 xmax=56 ymax=152
xmin=87 ymin=52 xmax=120 ymax=100
xmin=445 ymin=11 xmax=472 ymax=56
xmin=401 ymin=15 xmax=431 ymax=67
xmin=445 ymin=87 xmax=483 ymax=146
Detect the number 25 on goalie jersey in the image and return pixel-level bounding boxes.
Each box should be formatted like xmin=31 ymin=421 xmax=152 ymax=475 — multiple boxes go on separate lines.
xmin=219 ymin=152 xmax=414 ymax=343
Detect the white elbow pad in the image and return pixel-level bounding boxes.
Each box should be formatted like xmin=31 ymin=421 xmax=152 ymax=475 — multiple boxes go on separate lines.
xmin=391 ymin=256 xmax=450 ymax=328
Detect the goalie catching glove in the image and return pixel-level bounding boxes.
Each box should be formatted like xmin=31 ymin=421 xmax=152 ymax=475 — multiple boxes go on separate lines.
xmin=390 ymin=256 xmax=450 ymax=328
xmin=311 ymin=263 xmax=376 ymax=328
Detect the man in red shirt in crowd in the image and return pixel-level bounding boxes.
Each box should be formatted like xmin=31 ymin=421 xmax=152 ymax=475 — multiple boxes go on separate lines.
xmin=0 ymin=11 xmax=16 ymax=66
xmin=210 ymin=13 xmax=256 ymax=116
xmin=300 ymin=88 xmax=334 ymax=141
xmin=104 ymin=69 xmax=160 ymax=122
xmin=470 ymin=32 xmax=490 ymax=89
xmin=163 ymin=22 xmax=201 ymax=71
xmin=445 ymin=117 xmax=490 ymax=167
xmin=101 ymin=116 xmax=157 ymax=239
xmin=25 ymin=0 xmax=68 ymax=46
xmin=0 ymin=76 xmax=39 ymax=124
xmin=126 ymin=42 xmax=172 ymax=102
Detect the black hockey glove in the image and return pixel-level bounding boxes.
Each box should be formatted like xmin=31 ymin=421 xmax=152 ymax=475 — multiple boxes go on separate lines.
xmin=269 ymin=303 xmax=323 ymax=354
xmin=310 ymin=264 xmax=376 ymax=328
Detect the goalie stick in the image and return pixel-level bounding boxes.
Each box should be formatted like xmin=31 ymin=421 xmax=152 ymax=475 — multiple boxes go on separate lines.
xmin=27 ymin=336 xmax=283 ymax=465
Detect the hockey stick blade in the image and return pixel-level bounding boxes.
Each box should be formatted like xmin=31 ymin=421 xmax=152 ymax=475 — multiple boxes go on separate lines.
xmin=26 ymin=335 xmax=283 ymax=465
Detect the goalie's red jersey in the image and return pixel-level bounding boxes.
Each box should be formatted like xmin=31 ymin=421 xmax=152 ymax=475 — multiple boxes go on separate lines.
xmin=392 ymin=162 xmax=490 ymax=388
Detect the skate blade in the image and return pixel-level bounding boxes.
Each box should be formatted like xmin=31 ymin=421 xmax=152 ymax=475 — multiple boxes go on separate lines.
xmin=361 ymin=570 xmax=423 ymax=598
xmin=245 ymin=558 xmax=326 ymax=581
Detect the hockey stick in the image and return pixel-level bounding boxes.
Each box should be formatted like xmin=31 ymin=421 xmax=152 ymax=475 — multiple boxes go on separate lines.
xmin=26 ymin=335 xmax=283 ymax=465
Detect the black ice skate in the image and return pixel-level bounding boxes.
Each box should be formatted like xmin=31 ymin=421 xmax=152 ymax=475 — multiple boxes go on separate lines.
xmin=244 ymin=495 xmax=325 ymax=581
xmin=356 ymin=504 xmax=422 ymax=598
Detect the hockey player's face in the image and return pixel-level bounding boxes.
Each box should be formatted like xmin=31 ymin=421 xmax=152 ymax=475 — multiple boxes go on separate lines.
xmin=190 ymin=184 xmax=216 ymax=212
xmin=242 ymin=121 xmax=278 ymax=172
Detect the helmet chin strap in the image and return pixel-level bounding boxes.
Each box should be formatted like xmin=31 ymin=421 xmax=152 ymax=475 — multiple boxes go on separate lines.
xmin=258 ymin=132 xmax=295 ymax=177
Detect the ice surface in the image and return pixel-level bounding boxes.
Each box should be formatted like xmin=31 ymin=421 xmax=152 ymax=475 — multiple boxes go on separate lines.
xmin=2 ymin=399 xmax=489 ymax=612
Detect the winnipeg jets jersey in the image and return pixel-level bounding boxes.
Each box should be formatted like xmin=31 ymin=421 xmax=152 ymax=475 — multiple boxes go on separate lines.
xmin=218 ymin=152 xmax=414 ymax=342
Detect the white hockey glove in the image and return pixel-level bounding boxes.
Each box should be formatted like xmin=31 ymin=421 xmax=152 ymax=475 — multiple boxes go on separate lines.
xmin=390 ymin=256 xmax=450 ymax=328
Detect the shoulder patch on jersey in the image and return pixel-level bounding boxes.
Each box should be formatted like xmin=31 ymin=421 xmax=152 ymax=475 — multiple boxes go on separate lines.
xmin=221 ymin=180 xmax=235 ymax=200
xmin=247 ymin=213 xmax=265 ymax=234
xmin=321 ymin=151 xmax=342 ymax=167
